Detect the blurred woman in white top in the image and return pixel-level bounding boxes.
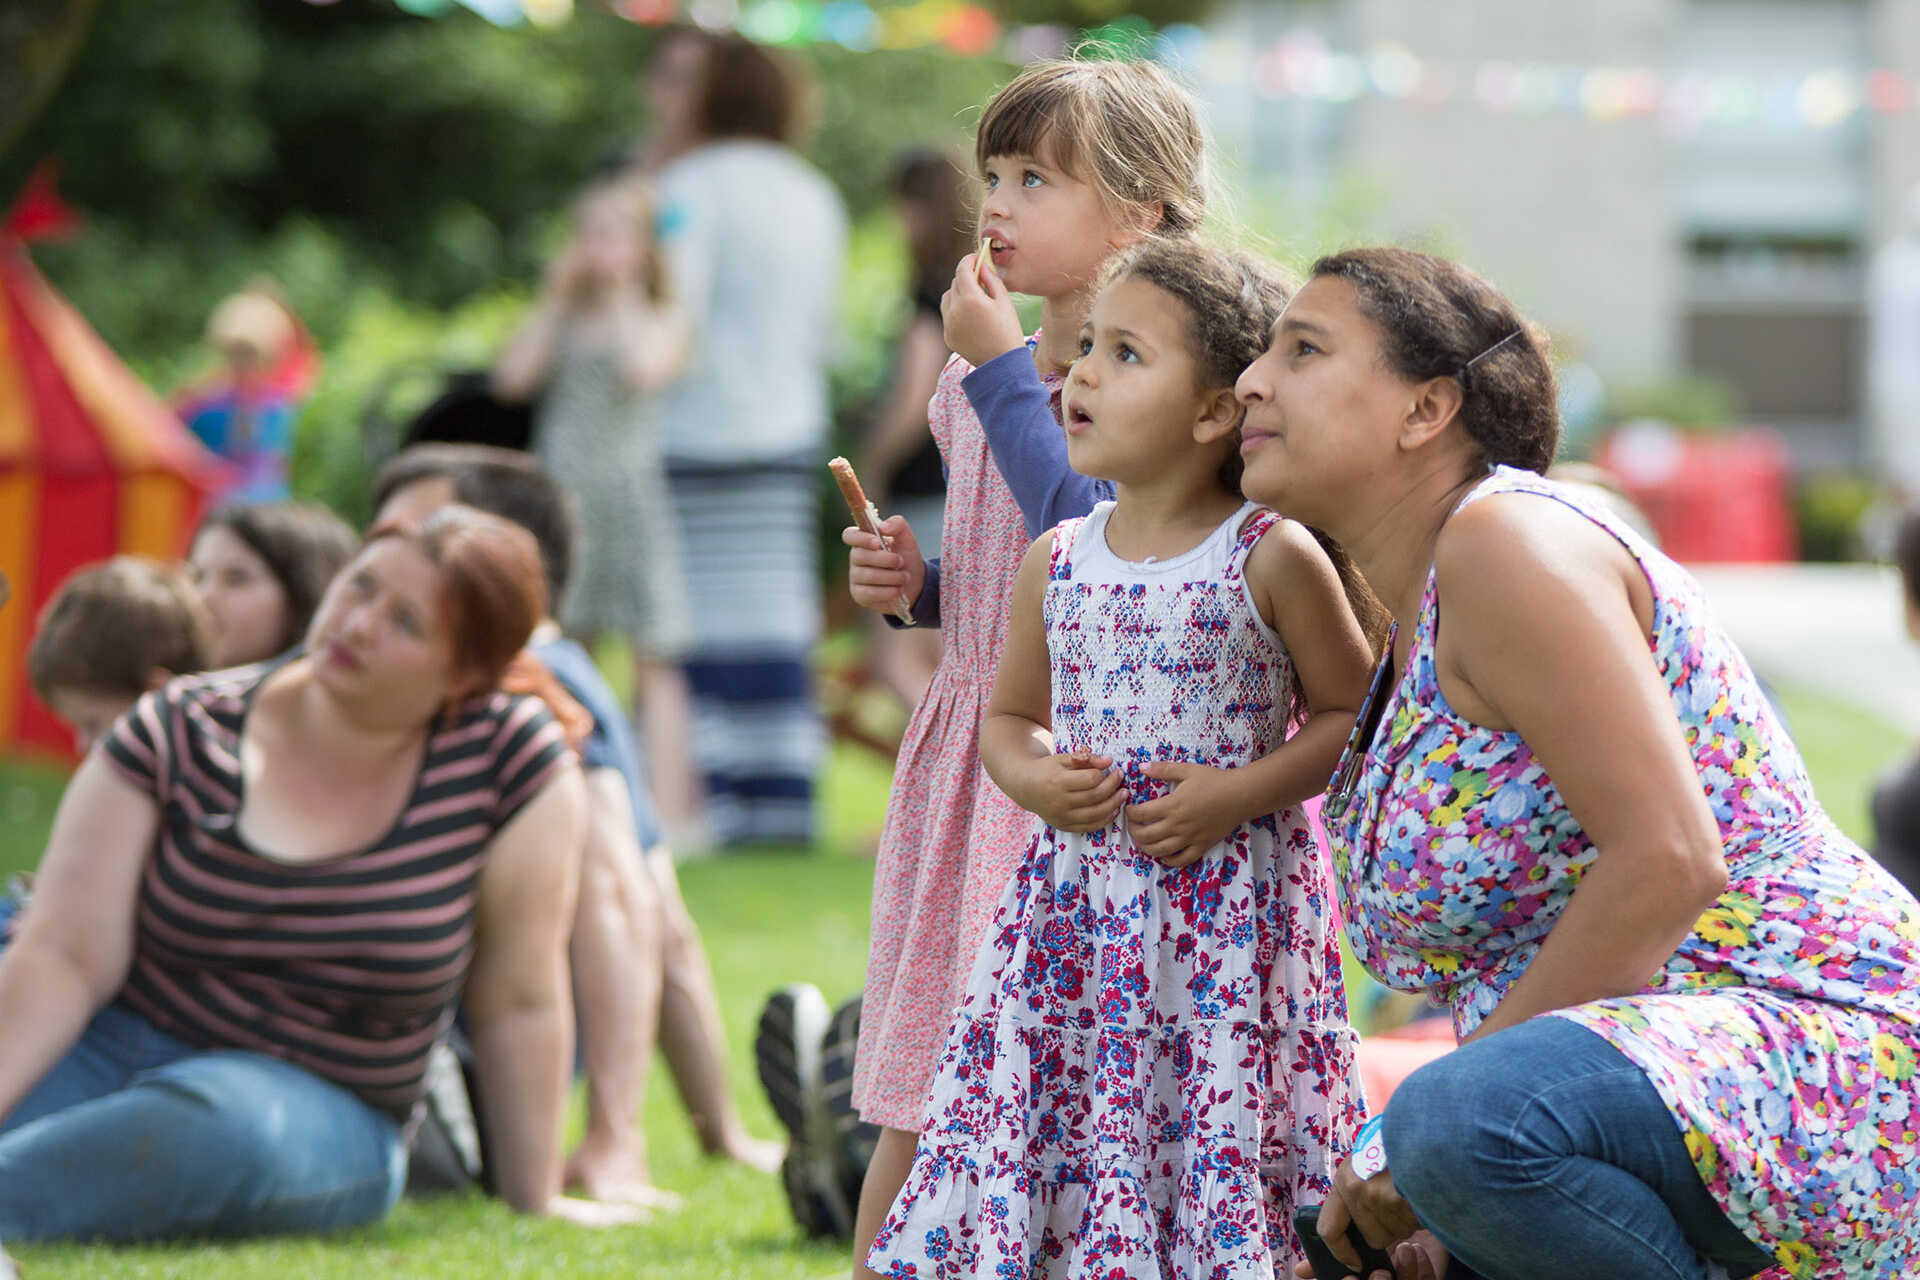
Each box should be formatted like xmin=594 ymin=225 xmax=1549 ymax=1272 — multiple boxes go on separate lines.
xmin=639 ymin=27 xmax=848 ymax=849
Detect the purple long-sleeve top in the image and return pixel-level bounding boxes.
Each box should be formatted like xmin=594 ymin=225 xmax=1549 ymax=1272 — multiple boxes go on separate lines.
xmin=900 ymin=347 xmax=1114 ymax=628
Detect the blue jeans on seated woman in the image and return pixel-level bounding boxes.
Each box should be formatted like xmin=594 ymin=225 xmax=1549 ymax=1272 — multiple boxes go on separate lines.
xmin=1384 ymin=1016 xmax=1776 ymax=1280
xmin=0 ymin=899 xmax=407 ymax=1243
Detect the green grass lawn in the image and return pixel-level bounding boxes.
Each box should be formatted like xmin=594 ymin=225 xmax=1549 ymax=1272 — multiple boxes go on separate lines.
xmin=0 ymin=683 xmax=1907 ymax=1277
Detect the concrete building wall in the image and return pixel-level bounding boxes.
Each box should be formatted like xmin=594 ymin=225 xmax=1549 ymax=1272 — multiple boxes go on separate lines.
xmin=1870 ymin=0 xmax=1920 ymax=248
xmin=1340 ymin=0 xmax=1680 ymax=383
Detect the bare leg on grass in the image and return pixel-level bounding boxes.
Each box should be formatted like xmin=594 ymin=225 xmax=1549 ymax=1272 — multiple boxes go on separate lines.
xmin=637 ymin=657 xmax=702 ymax=842
xmin=649 ymin=848 xmax=784 ymax=1173
xmin=564 ymin=769 xmax=682 ymax=1209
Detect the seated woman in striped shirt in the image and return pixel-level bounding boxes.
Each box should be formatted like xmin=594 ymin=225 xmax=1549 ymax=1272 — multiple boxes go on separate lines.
xmin=0 ymin=505 xmax=633 ymax=1249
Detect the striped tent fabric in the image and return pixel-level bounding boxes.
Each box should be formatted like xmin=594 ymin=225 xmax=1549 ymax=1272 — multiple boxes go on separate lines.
xmin=0 ymin=240 xmax=230 ymax=760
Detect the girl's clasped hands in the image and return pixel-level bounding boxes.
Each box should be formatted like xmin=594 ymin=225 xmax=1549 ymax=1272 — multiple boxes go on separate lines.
xmin=1007 ymin=749 xmax=1254 ymax=868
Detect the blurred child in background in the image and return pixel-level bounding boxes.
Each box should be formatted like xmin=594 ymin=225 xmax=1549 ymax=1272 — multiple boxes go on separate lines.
xmin=494 ymin=174 xmax=698 ymax=844
xmin=27 ymin=556 xmax=212 ymax=754
xmin=174 ymin=279 xmax=319 ymax=505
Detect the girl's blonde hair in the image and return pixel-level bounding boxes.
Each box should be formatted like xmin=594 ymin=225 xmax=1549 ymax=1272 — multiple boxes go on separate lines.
xmin=577 ymin=175 xmax=673 ymax=306
xmin=975 ymin=58 xmax=1208 ymax=238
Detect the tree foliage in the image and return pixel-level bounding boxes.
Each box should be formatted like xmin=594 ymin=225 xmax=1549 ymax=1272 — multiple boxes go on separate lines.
xmin=0 ymin=0 xmax=99 ymax=157
xmin=2 ymin=1 xmax=1019 ymax=374
xmin=0 ymin=1 xmax=1218 ymax=511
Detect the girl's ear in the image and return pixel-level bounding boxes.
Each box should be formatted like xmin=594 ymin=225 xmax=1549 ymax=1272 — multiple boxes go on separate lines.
xmin=145 ymin=667 xmax=174 ymax=692
xmin=1399 ymin=375 xmax=1464 ymax=452
xmin=1192 ymin=387 xmax=1242 ymax=444
xmin=1111 ymin=200 xmax=1165 ymax=248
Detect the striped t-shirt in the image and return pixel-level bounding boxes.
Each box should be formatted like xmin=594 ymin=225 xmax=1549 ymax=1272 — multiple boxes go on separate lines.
xmin=100 ymin=659 xmax=571 ymax=1114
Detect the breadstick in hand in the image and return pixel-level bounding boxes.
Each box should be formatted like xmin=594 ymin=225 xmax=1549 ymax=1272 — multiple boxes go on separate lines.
xmin=830 ymin=456 xmax=915 ymax=625
xmin=976 ymin=236 xmax=993 ymax=283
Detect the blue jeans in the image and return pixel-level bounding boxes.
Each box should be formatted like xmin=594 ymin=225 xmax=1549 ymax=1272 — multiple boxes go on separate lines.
xmin=0 ymin=898 xmax=407 ymax=1242
xmin=1384 ymin=1016 xmax=1776 ymax=1280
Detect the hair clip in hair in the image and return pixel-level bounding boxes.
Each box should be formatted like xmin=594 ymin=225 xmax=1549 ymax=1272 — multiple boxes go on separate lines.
xmin=1457 ymin=330 xmax=1521 ymax=383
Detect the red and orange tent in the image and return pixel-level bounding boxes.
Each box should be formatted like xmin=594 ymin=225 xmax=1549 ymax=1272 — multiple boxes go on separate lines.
xmin=0 ymin=220 xmax=230 ymax=760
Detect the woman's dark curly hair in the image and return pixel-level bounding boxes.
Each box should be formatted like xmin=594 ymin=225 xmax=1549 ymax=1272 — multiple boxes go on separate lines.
xmin=1311 ymin=247 xmax=1560 ymax=473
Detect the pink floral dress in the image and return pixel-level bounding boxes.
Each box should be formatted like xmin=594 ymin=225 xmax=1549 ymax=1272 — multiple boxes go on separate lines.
xmin=854 ymin=351 xmax=1066 ymax=1131
xmin=870 ymin=502 xmax=1366 ymax=1280
xmin=1329 ymin=467 xmax=1920 ymax=1279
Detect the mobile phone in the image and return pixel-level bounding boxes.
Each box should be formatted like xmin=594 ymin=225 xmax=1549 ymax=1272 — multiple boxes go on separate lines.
xmin=1294 ymin=1204 xmax=1397 ymax=1280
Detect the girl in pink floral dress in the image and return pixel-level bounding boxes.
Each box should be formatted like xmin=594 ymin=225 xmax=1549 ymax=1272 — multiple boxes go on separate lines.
xmin=843 ymin=59 xmax=1216 ymax=1279
xmin=869 ymin=242 xmax=1381 ymax=1280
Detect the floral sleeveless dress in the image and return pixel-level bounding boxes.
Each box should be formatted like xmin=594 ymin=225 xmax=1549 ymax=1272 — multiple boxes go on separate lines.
xmin=854 ymin=350 xmax=1065 ymax=1131
xmin=533 ymin=328 xmax=690 ymax=656
xmin=1328 ymin=467 xmax=1920 ymax=1279
xmin=870 ymin=502 xmax=1366 ymax=1280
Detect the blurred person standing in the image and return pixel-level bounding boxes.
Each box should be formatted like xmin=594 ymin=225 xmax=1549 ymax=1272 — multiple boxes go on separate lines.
xmin=1870 ymin=185 xmax=1920 ymax=495
xmin=494 ymin=174 xmax=699 ymax=844
xmin=854 ymin=148 xmax=971 ymax=711
xmin=640 ymin=27 xmax=848 ymax=848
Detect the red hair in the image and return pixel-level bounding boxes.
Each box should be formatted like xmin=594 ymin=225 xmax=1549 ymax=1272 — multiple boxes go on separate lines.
xmin=364 ymin=506 xmax=589 ymax=750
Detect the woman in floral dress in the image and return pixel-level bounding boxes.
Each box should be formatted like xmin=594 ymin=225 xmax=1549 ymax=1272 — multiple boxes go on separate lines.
xmin=1237 ymin=246 xmax=1920 ymax=1280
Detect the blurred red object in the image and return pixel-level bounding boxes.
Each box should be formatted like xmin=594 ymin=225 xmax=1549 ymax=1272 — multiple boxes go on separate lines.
xmin=1355 ymin=1018 xmax=1455 ymax=1110
xmin=1595 ymin=423 xmax=1798 ymax=563
xmin=2 ymin=161 xmax=81 ymax=243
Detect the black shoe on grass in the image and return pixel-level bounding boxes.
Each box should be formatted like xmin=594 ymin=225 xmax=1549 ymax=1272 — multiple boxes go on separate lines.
xmin=755 ymin=983 xmax=848 ymax=1236
xmin=821 ymin=994 xmax=881 ymax=1203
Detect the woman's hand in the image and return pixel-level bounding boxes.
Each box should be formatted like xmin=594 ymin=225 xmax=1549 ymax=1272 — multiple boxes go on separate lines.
xmin=844 ymin=515 xmax=926 ymax=616
xmin=1125 ymin=762 xmax=1243 ymax=867
xmin=1329 ymin=1159 xmax=1426 ymax=1259
xmin=1009 ymin=749 xmax=1124 ymax=832
xmin=941 ymin=250 xmax=1026 ymax=369
xmin=1294 ymin=1167 xmax=1448 ymax=1280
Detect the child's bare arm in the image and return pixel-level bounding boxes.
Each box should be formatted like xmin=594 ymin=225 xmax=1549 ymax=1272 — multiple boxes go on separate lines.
xmin=494 ymin=244 xmax=584 ymax=403
xmin=610 ymin=298 xmax=688 ymax=393
xmin=981 ymin=536 xmax=1123 ymax=832
xmin=1128 ymin=520 xmax=1372 ymax=866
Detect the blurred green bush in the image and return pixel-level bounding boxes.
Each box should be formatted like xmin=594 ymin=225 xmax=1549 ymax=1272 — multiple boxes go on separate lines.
xmin=1794 ymin=472 xmax=1876 ymax=564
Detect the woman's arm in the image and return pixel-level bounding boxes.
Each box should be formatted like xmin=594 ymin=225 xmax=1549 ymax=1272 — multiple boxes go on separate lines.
xmin=859 ymin=313 xmax=948 ymax=500
xmin=463 ymin=762 xmax=588 ymax=1214
xmin=1436 ymin=493 xmax=1729 ymax=1043
xmin=1326 ymin=494 xmax=1730 ymax=1273
xmin=0 ymin=755 xmax=158 ymax=1119
xmin=980 ymin=535 xmax=1124 ymax=832
xmin=493 ymin=245 xmax=585 ymax=405
xmin=1128 ymin=519 xmax=1373 ymax=866
xmin=493 ymin=300 xmax=569 ymax=406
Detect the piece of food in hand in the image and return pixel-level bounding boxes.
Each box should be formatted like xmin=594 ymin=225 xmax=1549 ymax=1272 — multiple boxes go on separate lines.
xmin=829 ymin=456 xmax=914 ymax=625
xmin=976 ymin=236 xmax=993 ymax=282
